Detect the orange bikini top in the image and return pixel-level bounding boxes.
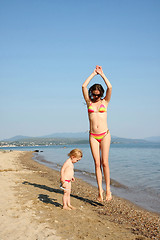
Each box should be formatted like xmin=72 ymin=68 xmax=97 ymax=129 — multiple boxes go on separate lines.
xmin=88 ymin=102 xmax=107 ymax=113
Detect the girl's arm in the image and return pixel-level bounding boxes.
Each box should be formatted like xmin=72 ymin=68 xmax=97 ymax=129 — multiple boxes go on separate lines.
xmin=96 ymin=66 xmax=112 ymax=103
xmin=60 ymin=162 xmax=67 ymax=182
xmin=82 ymin=69 xmax=97 ymax=103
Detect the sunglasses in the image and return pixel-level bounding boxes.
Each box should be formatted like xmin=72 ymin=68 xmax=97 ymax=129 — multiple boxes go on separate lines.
xmin=92 ymin=93 xmax=101 ymax=97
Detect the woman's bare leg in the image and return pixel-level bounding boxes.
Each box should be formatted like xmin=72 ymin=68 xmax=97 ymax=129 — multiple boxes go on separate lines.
xmin=89 ymin=135 xmax=103 ymax=202
xmin=100 ymin=132 xmax=112 ymax=201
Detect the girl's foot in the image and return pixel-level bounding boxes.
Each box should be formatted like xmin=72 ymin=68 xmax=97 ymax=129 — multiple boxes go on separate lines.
xmin=97 ymin=190 xmax=104 ymax=202
xmin=68 ymin=205 xmax=76 ymax=210
xmin=105 ymin=192 xmax=112 ymax=201
xmin=63 ymin=206 xmax=71 ymax=210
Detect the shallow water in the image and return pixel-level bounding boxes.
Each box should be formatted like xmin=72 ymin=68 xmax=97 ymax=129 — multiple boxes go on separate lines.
xmin=1 ymin=142 xmax=160 ymax=213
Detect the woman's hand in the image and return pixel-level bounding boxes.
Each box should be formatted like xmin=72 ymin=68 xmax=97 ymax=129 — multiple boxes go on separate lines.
xmin=93 ymin=68 xmax=98 ymax=75
xmin=96 ymin=65 xmax=103 ymax=75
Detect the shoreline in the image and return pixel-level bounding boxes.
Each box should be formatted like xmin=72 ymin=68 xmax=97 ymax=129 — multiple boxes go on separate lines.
xmin=2 ymin=144 xmax=160 ymax=215
xmin=0 ymin=150 xmax=159 ymax=239
xmin=33 ymin=151 xmax=160 ymax=215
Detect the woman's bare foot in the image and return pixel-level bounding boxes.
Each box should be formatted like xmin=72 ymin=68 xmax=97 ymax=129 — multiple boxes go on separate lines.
xmin=63 ymin=206 xmax=71 ymax=210
xmin=105 ymin=192 xmax=112 ymax=201
xmin=97 ymin=190 xmax=104 ymax=202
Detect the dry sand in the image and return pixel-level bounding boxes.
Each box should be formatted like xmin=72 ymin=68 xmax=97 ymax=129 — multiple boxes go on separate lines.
xmin=0 ymin=150 xmax=159 ymax=240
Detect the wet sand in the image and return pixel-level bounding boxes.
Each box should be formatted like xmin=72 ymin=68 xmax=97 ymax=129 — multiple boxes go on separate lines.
xmin=0 ymin=150 xmax=159 ymax=240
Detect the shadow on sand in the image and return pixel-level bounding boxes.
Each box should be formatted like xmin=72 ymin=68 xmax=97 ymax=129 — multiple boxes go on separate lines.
xmin=23 ymin=181 xmax=103 ymax=208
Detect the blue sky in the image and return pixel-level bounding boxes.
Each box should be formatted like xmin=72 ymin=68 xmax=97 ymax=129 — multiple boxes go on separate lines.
xmin=0 ymin=0 xmax=160 ymax=140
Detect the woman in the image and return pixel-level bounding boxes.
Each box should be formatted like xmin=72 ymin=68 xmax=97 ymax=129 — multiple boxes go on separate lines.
xmin=82 ymin=65 xmax=112 ymax=202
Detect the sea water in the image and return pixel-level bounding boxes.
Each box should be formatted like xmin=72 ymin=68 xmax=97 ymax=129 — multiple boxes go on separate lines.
xmin=1 ymin=142 xmax=160 ymax=214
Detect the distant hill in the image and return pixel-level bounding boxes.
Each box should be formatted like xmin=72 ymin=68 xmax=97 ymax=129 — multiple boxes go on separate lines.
xmin=2 ymin=132 xmax=88 ymax=142
xmin=111 ymin=136 xmax=148 ymax=144
xmin=0 ymin=132 xmax=154 ymax=144
xmin=144 ymin=136 xmax=160 ymax=142
xmin=2 ymin=135 xmax=31 ymax=142
xmin=42 ymin=132 xmax=89 ymax=139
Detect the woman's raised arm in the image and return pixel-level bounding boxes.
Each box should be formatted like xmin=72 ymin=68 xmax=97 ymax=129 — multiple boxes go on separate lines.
xmin=96 ymin=66 xmax=112 ymax=103
xmin=82 ymin=69 xmax=97 ymax=103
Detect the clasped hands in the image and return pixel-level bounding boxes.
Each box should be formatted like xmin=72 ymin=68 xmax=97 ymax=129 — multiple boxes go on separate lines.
xmin=94 ymin=65 xmax=103 ymax=75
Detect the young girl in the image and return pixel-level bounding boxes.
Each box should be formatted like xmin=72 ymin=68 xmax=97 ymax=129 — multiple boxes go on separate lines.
xmin=82 ymin=65 xmax=112 ymax=202
xmin=60 ymin=149 xmax=83 ymax=210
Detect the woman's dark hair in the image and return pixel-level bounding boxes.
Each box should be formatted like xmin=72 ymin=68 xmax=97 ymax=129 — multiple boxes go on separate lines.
xmin=88 ymin=84 xmax=104 ymax=100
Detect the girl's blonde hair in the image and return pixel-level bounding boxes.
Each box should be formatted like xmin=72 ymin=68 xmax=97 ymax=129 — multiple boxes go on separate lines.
xmin=68 ymin=148 xmax=83 ymax=158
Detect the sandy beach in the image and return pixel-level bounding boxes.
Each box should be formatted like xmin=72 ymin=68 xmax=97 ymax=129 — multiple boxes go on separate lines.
xmin=0 ymin=151 xmax=159 ymax=240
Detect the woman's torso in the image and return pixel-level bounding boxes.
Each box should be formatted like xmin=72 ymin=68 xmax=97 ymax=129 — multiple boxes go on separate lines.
xmin=87 ymin=99 xmax=108 ymax=133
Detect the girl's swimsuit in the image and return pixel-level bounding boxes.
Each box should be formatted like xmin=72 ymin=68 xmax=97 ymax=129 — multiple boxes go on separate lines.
xmin=60 ymin=180 xmax=71 ymax=190
xmin=88 ymin=102 xmax=109 ymax=142
xmin=65 ymin=180 xmax=71 ymax=183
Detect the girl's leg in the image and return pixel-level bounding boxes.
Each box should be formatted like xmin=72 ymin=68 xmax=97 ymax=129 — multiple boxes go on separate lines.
xmin=62 ymin=183 xmax=71 ymax=210
xmin=66 ymin=183 xmax=75 ymax=209
xmin=89 ymin=135 xmax=103 ymax=202
xmin=100 ymin=132 xmax=112 ymax=201
xmin=63 ymin=191 xmax=70 ymax=210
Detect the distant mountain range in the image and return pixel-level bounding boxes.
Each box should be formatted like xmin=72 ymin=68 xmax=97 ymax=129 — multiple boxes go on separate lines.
xmin=144 ymin=136 xmax=160 ymax=142
xmin=2 ymin=133 xmax=89 ymax=141
xmin=1 ymin=133 xmax=160 ymax=143
xmin=2 ymin=135 xmax=31 ymax=142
